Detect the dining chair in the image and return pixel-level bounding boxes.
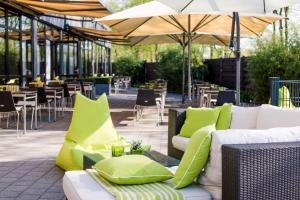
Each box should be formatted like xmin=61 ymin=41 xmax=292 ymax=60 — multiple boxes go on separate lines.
xmin=0 ymin=91 xmax=23 ymax=136
xmin=216 ymin=90 xmax=236 ymax=106
xmin=133 ymin=89 xmax=162 ymax=126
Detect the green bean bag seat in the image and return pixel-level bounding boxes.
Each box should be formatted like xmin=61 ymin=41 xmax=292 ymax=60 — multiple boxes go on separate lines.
xmin=279 ymin=86 xmax=295 ymax=108
xmin=56 ymin=93 xmax=129 ymax=171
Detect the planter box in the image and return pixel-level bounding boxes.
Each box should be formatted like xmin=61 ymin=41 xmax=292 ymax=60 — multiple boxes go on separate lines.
xmin=95 ymin=84 xmax=111 ymax=96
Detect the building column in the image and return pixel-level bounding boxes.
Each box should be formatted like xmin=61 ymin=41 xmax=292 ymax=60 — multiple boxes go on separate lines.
xmin=31 ymin=18 xmax=38 ymax=78
xmin=108 ymin=48 xmax=112 ymax=75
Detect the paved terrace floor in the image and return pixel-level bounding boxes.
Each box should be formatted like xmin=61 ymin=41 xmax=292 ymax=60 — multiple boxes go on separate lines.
xmin=0 ymin=89 xmax=183 ymax=200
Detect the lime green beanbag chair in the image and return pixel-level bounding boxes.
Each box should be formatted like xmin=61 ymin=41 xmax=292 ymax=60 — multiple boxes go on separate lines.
xmin=56 ymin=93 xmax=129 ymax=171
xmin=279 ymin=86 xmax=295 ymax=108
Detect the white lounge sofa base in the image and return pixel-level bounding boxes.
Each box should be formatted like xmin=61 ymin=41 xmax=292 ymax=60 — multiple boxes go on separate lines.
xmin=63 ymin=170 xmax=215 ymax=200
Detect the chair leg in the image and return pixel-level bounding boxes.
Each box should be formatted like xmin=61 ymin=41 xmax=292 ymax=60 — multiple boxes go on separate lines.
xmin=16 ymin=112 xmax=19 ymax=137
xmin=39 ymin=108 xmax=42 ymax=122
xmin=133 ymin=105 xmax=138 ymax=123
xmin=6 ymin=113 xmax=9 ymax=129
xmin=31 ymin=108 xmax=34 ymax=130
xmin=156 ymin=105 xmax=161 ymax=127
xmin=48 ymin=103 xmax=51 ymax=122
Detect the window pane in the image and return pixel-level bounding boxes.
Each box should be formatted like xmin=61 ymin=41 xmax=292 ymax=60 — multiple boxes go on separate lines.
xmin=8 ymin=33 xmax=20 ymax=75
xmin=0 ymin=27 xmax=4 ymax=76
xmin=8 ymin=11 xmax=20 ymax=30
xmin=21 ymin=16 xmax=32 ymax=76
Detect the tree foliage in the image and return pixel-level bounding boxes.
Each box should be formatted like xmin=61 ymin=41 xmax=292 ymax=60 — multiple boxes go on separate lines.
xmin=114 ymin=55 xmax=144 ymax=86
xmin=156 ymin=45 xmax=207 ymax=92
xmin=248 ymin=30 xmax=300 ymax=104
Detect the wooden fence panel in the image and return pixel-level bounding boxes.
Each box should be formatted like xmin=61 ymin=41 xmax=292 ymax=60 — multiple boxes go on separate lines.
xmin=205 ymin=57 xmax=249 ymax=90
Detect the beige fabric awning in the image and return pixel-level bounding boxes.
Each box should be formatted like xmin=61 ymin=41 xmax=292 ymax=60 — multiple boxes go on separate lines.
xmin=69 ymin=27 xmax=128 ymax=43
xmin=11 ymin=0 xmax=111 ymax=18
xmin=98 ymin=1 xmax=281 ymax=37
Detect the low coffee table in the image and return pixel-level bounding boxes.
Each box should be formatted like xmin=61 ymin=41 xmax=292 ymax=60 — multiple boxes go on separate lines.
xmin=83 ymin=150 xmax=180 ymax=170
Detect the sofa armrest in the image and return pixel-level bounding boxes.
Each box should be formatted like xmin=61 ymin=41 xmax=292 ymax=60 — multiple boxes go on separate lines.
xmin=222 ymin=142 xmax=300 ymax=200
xmin=168 ymin=108 xmax=186 ymax=159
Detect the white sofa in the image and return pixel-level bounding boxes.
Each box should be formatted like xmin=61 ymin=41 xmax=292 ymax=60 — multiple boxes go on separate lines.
xmin=172 ymin=105 xmax=300 ymax=152
xmin=168 ymin=104 xmax=300 ymax=199
xmin=63 ymin=105 xmax=300 ymax=200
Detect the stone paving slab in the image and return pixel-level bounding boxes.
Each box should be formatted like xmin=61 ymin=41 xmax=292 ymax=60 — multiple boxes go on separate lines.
xmin=0 ymin=91 xmax=183 ymax=199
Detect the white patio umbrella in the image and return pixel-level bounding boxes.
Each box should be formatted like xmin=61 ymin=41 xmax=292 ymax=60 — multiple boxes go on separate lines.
xmin=156 ymin=0 xmax=298 ymax=14
xmin=157 ymin=0 xmax=297 ymax=104
xmin=98 ymin=1 xmax=281 ymax=102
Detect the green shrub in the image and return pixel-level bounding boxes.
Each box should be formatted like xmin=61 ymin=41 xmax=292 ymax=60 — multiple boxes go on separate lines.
xmin=156 ymin=48 xmax=183 ymax=92
xmin=248 ymin=35 xmax=300 ymax=104
xmin=156 ymin=46 xmax=205 ymax=92
xmin=114 ymin=55 xmax=144 ymax=86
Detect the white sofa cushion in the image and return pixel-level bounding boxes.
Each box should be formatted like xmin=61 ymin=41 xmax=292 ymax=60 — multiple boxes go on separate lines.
xmin=230 ymin=106 xmax=260 ymax=129
xmin=64 ymin=170 xmax=212 ymax=200
xmin=172 ymin=136 xmax=189 ymax=151
xmin=256 ymin=104 xmax=300 ymax=129
xmin=199 ymin=127 xmax=300 ymax=187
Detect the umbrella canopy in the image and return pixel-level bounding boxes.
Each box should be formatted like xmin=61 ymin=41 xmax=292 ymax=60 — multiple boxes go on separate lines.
xmin=98 ymin=1 xmax=281 ymax=38
xmin=157 ymin=0 xmax=296 ymax=105
xmin=98 ymin=0 xmax=281 ymax=103
xmin=156 ymin=0 xmax=298 ymax=14
xmin=11 ymin=0 xmax=111 ymax=18
xmin=129 ymin=33 xmax=231 ymax=46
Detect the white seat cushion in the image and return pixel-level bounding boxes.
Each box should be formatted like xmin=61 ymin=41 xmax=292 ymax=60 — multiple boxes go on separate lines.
xmin=63 ymin=171 xmax=114 ymax=200
xmin=172 ymin=136 xmax=190 ymax=151
xmin=199 ymin=127 xmax=300 ymax=188
xmin=230 ymin=106 xmax=260 ymax=129
xmin=63 ymin=171 xmax=212 ymax=200
xmin=257 ymin=104 xmax=300 ymax=129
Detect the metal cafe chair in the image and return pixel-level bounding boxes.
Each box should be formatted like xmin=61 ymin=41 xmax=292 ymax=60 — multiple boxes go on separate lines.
xmin=216 ymin=90 xmax=236 ymax=106
xmin=133 ymin=89 xmax=162 ymax=126
xmin=0 ymin=91 xmax=23 ymax=136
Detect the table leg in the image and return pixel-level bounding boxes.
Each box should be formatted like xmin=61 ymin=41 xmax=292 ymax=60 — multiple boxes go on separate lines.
xmin=62 ymin=91 xmax=64 ymax=116
xmin=54 ymin=92 xmax=57 ymax=121
xmin=23 ymin=97 xmax=26 ymax=134
xmin=34 ymin=95 xmax=37 ymax=129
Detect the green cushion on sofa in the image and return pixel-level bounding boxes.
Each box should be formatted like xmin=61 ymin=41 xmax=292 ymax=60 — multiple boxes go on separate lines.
xmin=173 ymin=129 xmax=212 ymax=189
xmin=216 ymin=103 xmax=232 ymax=130
xmin=179 ymin=107 xmax=220 ymax=138
xmin=66 ymin=93 xmax=120 ymax=148
xmin=94 ymin=155 xmax=174 ymax=185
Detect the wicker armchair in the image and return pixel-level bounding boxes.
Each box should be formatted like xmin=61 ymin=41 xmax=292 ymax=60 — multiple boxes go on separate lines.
xmin=168 ymin=108 xmax=300 ymax=200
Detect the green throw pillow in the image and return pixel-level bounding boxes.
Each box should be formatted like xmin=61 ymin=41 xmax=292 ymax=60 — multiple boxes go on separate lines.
xmin=216 ymin=103 xmax=232 ymax=130
xmin=94 ymin=155 xmax=173 ymax=185
xmin=173 ymin=130 xmax=212 ymax=189
xmin=179 ymin=107 xmax=220 ymax=138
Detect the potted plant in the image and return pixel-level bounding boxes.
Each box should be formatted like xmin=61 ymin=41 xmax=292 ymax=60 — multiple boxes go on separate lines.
xmin=130 ymin=141 xmax=151 ymax=155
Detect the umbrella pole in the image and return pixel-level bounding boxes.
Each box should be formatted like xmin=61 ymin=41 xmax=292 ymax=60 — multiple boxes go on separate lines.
xmin=187 ymin=33 xmax=192 ymax=102
xmin=182 ymin=35 xmax=186 ymax=104
xmin=235 ymin=12 xmax=241 ymax=105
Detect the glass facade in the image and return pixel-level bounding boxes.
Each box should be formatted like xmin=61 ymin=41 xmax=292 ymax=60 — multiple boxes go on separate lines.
xmin=0 ymin=3 xmax=111 ymax=84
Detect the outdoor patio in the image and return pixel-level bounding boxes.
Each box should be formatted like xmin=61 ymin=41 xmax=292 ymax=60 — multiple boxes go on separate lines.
xmin=0 ymin=90 xmax=182 ymax=200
